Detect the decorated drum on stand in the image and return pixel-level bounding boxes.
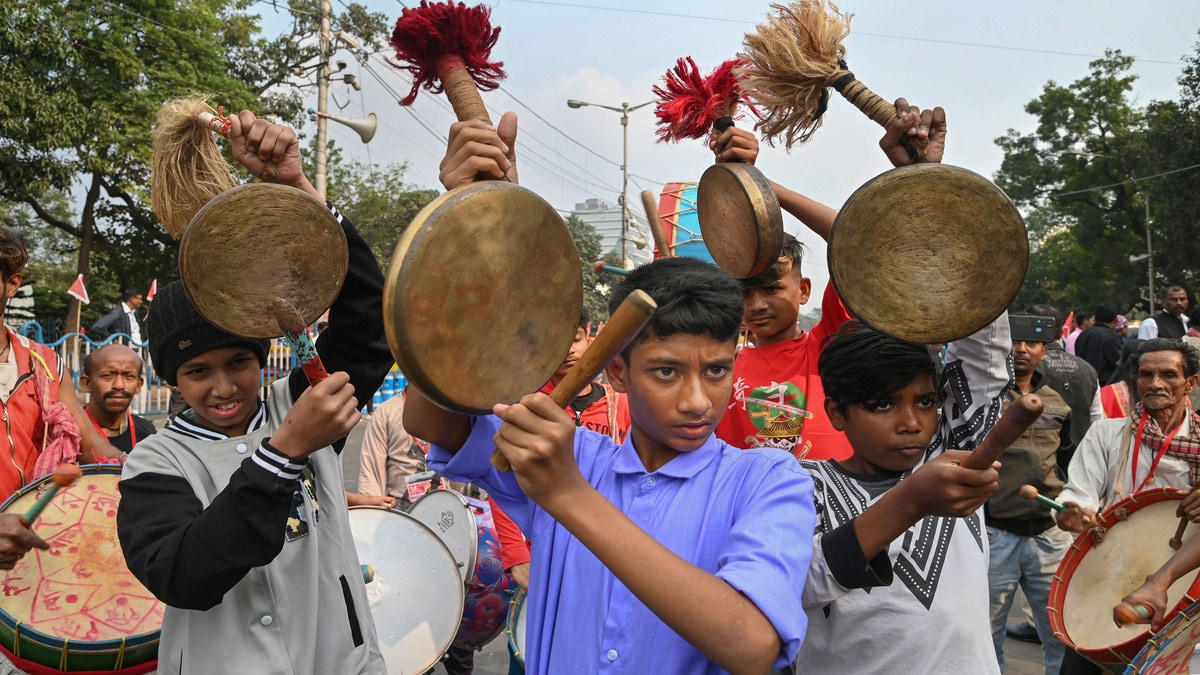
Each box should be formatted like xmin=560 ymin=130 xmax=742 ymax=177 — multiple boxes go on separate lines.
xmin=1049 ymin=488 xmax=1200 ymax=671
xmin=409 ymin=490 xmax=516 ymax=649
xmin=0 ymin=465 xmax=163 ymax=673
xmin=348 ymin=506 xmax=463 ymax=674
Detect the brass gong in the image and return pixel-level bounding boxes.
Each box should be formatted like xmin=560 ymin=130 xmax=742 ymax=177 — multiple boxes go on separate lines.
xmin=178 ymin=183 xmax=348 ymax=338
xmin=384 ymin=181 xmax=583 ymax=415
xmin=829 ymin=163 xmax=1028 ymax=344
xmin=696 ymin=162 xmax=784 ymax=278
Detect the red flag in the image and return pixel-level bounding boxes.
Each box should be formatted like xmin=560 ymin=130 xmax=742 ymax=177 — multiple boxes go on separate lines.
xmin=66 ymin=274 xmax=89 ymax=304
xmin=146 ymin=278 xmax=158 ymax=302
xmin=1062 ymin=311 xmax=1075 ymax=339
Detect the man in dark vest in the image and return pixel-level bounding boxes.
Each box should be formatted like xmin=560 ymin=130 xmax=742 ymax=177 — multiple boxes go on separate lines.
xmin=1138 ymin=285 xmax=1190 ymax=340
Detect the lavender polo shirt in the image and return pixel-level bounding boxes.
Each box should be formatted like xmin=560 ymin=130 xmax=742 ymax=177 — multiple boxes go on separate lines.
xmin=428 ymin=417 xmax=815 ymax=674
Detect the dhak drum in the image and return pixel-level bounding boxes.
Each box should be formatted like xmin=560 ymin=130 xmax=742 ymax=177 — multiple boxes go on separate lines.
xmin=0 ymin=465 xmax=162 ymax=673
xmin=348 ymin=506 xmax=462 ymax=674
xmin=506 ymin=588 xmax=528 ymax=667
xmin=1128 ymin=599 xmax=1200 ymax=674
xmin=408 ymin=490 xmax=515 ymax=649
xmin=1049 ymin=489 xmax=1200 ymax=671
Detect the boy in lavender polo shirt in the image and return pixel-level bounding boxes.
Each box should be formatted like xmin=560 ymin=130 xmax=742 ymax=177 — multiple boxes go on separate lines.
xmin=407 ymin=255 xmax=815 ymax=675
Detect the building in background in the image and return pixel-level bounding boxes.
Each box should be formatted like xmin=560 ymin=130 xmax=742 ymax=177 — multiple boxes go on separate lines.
xmin=571 ymin=197 xmax=653 ymax=268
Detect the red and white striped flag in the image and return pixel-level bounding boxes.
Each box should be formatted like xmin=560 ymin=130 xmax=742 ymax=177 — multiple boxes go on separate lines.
xmin=66 ymin=274 xmax=89 ymax=304
xmin=146 ymin=278 xmax=158 ymax=302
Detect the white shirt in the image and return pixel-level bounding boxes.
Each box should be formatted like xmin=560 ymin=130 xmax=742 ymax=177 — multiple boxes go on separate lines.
xmin=122 ymin=301 xmax=142 ymax=344
xmin=1059 ymin=415 xmax=1193 ymax=513
xmin=1138 ymin=314 xmax=1191 ymax=340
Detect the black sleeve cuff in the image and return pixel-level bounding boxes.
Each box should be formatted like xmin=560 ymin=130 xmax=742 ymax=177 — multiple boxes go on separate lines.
xmin=823 ymin=518 xmax=894 ymax=590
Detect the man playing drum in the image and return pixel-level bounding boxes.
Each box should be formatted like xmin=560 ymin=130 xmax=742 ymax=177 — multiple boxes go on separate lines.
xmin=1056 ymin=338 xmax=1200 ymax=674
xmin=117 ymin=111 xmax=392 ymax=674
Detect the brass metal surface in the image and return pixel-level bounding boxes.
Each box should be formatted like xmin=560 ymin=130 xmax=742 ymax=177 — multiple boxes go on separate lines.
xmin=384 ymin=181 xmax=583 ymax=415
xmin=829 ymin=163 xmax=1028 ymax=343
xmin=696 ymin=163 xmax=784 ymax=278
xmin=179 ymin=183 xmax=348 ymax=338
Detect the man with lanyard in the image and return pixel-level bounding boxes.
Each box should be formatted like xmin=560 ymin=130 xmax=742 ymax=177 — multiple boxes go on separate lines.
xmin=1056 ymin=338 xmax=1200 ymax=674
xmin=80 ymin=344 xmax=156 ymax=460
xmin=1138 ymin=285 xmax=1191 ymax=341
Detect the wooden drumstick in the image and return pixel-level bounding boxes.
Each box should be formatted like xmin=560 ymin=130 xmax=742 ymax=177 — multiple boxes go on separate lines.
xmin=1170 ymin=514 xmax=1188 ymax=550
xmin=272 ymin=297 xmax=329 ymax=385
xmin=1018 ymin=485 xmax=1066 ymax=512
xmin=594 ymin=261 xmax=630 ymax=277
xmin=640 ymin=190 xmax=673 ymax=259
xmin=960 ymin=394 xmax=1044 ymax=471
xmin=491 ymin=289 xmax=658 ymax=471
xmin=1113 ymin=601 xmax=1153 ymax=626
xmin=21 ymin=465 xmax=83 ymax=528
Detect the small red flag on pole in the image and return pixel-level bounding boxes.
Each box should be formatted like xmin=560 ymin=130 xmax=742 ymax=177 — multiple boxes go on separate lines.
xmin=66 ymin=274 xmax=90 ymax=305
xmin=146 ymin=279 xmax=158 ymax=302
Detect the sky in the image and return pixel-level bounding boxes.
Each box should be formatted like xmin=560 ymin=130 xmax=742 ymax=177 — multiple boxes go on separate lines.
xmin=265 ymin=0 xmax=1200 ymax=310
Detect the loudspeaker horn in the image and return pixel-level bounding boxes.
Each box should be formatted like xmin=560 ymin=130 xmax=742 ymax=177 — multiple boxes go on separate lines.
xmin=318 ymin=111 xmax=377 ymax=144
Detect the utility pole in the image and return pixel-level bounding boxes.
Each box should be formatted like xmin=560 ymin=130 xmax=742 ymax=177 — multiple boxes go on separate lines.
xmin=1145 ymin=194 xmax=1155 ymax=310
xmin=314 ymin=0 xmax=331 ymax=199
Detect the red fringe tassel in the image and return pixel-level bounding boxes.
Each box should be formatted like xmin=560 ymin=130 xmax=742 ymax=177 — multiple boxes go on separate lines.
xmin=389 ymin=1 xmax=506 ymax=106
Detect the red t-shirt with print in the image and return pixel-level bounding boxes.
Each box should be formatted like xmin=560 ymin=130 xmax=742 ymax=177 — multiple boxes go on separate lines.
xmin=716 ymin=281 xmax=853 ymax=461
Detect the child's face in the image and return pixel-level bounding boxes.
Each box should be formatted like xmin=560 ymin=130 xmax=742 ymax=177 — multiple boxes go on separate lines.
xmin=826 ymin=373 xmax=939 ymax=475
xmin=554 ymin=327 xmax=592 ymax=381
xmin=741 ymin=268 xmax=811 ymax=345
xmin=173 ymin=346 xmax=264 ymax=437
xmin=606 ymin=333 xmax=735 ymax=472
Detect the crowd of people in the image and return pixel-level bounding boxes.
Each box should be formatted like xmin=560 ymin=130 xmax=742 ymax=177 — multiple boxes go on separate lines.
xmin=0 ymin=78 xmax=1193 ymax=675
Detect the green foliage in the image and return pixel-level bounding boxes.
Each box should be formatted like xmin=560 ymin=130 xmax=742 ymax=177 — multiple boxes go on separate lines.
xmin=0 ymin=0 xmax=390 ymax=328
xmin=317 ymin=140 xmax=439 ymax=263
xmin=994 ymin=49 xmax=1200 ymax=315
xmin=562 ymin=216 xmax=611 ymax=323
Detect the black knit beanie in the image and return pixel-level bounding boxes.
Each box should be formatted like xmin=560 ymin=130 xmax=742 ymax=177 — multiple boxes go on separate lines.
xmin=147 ymin=280 xmax=271 ymax=385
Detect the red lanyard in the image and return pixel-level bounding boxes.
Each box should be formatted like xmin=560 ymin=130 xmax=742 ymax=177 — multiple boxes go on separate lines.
xmin=85 ymin=407 xmax=136 ymax=448
xmin=1131 ymin=410 xmax=1184 ymax=492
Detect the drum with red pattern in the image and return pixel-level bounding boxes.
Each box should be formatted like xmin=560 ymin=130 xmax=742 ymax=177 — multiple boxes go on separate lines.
xmin=409 ymin=489 xmax=516 ymax=648
xmin=0 ymin=465 xmax=163 ymax=673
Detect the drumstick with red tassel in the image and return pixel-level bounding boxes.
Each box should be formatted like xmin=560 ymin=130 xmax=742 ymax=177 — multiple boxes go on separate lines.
xmin=390 ymin=1 xmax=506 ymax=127
xmin=653 ymin=57 xmax=750 ymax=143
xmin=21 ymin=465 xmax=83 ymax=528
xmin=491 ymin=290 xmax=658 ymax=472
xmin=959 ymin=394 xmax=1044 ymax=471
xmin=272 ymin=297 xmax=328 ymax=385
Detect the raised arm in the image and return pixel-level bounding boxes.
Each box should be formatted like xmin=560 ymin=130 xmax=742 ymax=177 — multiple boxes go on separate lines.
xmin=495 ymin=393 xmax=812 ymax=673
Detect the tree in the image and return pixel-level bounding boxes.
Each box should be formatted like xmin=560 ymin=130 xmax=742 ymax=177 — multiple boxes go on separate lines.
xmin=319 ymin=141 xmax=439 ymax=264
xmin=566 ymin=216 xmax=616 ymax=324
xmin=994 ymin=51 xmax=1152 ymax=314
xmin=0 ymin=0 xmax=390 ymax=331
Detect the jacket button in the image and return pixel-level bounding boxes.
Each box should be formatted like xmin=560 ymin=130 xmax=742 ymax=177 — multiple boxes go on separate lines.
xmin=260 ymin=615 xmax=273 ymax=626
xmin=236 ymin=443 xmax=249 ymax=454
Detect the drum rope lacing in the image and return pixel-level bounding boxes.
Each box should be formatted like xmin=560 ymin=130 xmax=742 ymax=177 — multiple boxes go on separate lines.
xmin=1086 ymin=506 xmax=1130 ymax=543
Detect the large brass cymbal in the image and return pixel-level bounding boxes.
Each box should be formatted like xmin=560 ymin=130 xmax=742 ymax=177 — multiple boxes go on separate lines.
xmin=829 ymin=163 xmax=1028 ymax=344
xmin=696 ymin=162 xmax=784 ymax=278
xmin=384 ymin=181 xmax=583 ymax=415
xmin=179 ymin=183 xmax=348 ymax=338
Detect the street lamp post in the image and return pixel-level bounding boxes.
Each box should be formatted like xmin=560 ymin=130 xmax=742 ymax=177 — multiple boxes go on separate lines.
xmin=567 ymin=98 xmax=653 ymax=268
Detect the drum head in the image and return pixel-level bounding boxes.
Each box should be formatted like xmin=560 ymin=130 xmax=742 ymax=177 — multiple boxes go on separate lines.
xmin=179 ymin=183 xmax=348 ymax=338
xmin=0 ymin=465 xmax=163 ymax=671
xmin=408 ymin=490 xmax=478 ymax=585
xmin=1051 ymin=489 xmax=1200 ymax=668
xmin=696 ymin=163 xmax=784 ymax=279
xmin=829 ymin=164 xmax=1028 ymax=344
xmin=349 ymin=506 xmax=463 ymax=674
xmin=384 ymin=181 xmax=583 ymax=414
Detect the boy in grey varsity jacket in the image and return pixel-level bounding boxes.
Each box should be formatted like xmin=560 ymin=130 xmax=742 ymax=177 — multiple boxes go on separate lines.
xmin=116 ymin=111 xmax=391 ymax=674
